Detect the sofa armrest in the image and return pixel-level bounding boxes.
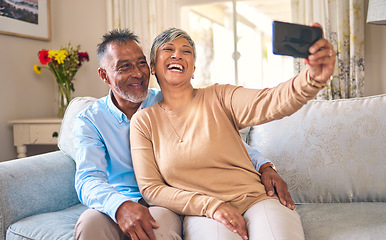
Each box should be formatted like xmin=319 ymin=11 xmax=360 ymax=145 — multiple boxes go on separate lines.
xmin=248 ymin=94 xmax=386 ymax=203
xmin=0 ymin=151 xmax=79 ymax=239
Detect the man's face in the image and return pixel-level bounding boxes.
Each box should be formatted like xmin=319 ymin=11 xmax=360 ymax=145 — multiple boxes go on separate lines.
xmin=99 ymin=40 xmax=150 ymax=104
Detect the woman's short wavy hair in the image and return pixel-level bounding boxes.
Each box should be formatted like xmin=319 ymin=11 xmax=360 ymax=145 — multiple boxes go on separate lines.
xmin=150 ymin=28 xmax=196 ymax=65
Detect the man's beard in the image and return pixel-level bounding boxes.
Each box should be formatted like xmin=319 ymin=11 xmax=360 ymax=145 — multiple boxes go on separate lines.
xmin=114 ymin=86 xmax=149 ymax=104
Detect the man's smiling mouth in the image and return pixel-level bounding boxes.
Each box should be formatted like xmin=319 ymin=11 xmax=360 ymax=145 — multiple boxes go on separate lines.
xmin=129 ymin=81 xmax=143 ymax=87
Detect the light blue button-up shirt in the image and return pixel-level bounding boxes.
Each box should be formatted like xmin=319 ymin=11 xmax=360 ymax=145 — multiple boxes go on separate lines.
xmin=73 ymin=88 xmax=271 ymax=222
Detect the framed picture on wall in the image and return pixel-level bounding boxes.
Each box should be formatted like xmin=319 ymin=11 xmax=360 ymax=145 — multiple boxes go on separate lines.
xmin=0 ymin=0 xmax=51 ymax=41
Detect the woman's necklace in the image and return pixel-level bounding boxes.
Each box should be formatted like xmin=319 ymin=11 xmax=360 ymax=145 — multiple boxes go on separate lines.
xmin=159 ymin=103 xmax=186 ymax=143
xmin=158 ymin=90 xmax=197 ymax=143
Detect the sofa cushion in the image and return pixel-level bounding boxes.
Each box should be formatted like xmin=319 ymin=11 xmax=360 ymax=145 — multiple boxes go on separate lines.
xmin=248 ymin=94 xmax=386 ymax=203
xmin=239 ymin=127 xmax=250 ymax=142
xmin=6 ymin=204 xmax=87 ymax=240
xmin=58 ymin=97 xmax=97 ymax=160
xmin=296 ymin=202 xmax=386 ymax=240
xmin=0 ymin=151 xmax=80 ymax=240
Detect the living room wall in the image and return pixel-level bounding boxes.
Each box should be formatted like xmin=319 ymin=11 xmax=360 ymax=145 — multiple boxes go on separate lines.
xmin=0 ymin=0 xmax=385 ymax=161
xmin=365 ymin=23 xmax=386 ymax=96
xmin=0 ymin=0 xmax=109 ymax=161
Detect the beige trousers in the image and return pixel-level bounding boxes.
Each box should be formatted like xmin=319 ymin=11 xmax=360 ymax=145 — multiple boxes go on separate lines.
xmin=183 ymin=199 xmax=305 ymax=240
xmin=74 ymin=206 xmax=182 ymax=240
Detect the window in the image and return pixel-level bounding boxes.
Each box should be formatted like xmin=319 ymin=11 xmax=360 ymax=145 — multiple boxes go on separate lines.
xmin=180 ymin=0 xmax=293 ymax=89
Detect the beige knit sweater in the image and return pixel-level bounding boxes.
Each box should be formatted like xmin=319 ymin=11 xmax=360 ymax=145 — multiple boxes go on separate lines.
xmin=130 ymin=70 xmax=319 ymax=218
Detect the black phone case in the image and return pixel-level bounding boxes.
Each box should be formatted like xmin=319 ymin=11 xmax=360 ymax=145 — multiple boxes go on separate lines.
xmin=272 ymin=21 xmax=323 ymax=58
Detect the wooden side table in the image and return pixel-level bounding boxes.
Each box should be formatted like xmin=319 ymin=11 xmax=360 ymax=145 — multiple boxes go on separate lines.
xmin=9 ymin=118 xmax=62 ymax=158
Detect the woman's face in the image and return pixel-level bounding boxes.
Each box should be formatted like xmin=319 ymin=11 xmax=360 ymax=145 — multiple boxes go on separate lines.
xmin=151 ymin=37 xmax=195 ymax=88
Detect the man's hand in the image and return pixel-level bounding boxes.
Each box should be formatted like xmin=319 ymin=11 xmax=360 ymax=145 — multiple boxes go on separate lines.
xmin=260 ymin=167 xmax=295 ymax=210
xmin=213 ymin=203 xmax=249 ymax=240
xmin=116 ymin=200 xmax=159 ymax=240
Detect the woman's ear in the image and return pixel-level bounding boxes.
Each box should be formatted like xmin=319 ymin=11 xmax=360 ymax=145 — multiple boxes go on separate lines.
xmin=98 ymin=68 xmax=110 ymax=84
xmin=192 ymin=66 xmax=196 ymax=79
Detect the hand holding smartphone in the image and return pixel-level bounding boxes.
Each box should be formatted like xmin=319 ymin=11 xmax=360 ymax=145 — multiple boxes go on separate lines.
xmin=272 ymin=21 xmax=323 ymax=58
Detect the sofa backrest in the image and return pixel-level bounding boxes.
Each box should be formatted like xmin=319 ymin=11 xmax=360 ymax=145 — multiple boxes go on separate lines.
xmin=248 ymin=94 xmax=386 ymax=204
xmin=58 ymin=97 xmax=97 ymax=160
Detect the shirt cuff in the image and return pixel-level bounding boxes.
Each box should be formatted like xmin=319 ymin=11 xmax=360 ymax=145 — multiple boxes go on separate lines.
xmin=106 ymin=194 xmax=136 ymax=223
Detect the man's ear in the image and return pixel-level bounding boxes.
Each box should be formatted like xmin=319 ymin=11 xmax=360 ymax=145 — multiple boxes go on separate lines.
xmin=98 ymin=68 xmax=110 ymax=84
xmin=150 ymin=63 xmax=155 ymax=75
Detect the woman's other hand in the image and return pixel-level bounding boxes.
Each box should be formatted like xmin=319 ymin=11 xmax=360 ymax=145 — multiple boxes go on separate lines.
xmin=305 ymin=22 xmax=336 ymax=83
xmin=213 ymin=203 xmax=249 ymax=240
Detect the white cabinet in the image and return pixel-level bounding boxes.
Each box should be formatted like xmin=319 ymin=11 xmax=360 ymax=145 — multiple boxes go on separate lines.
xmin=9 ymin=119 xmax=62 ymax=158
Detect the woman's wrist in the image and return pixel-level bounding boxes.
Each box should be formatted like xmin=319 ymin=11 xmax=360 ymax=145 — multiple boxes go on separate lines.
xmin=306 ymin=70 xmax=331 ymax=88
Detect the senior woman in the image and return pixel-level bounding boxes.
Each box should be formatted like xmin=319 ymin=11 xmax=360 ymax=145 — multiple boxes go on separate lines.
xmin=130 ymin=26 xmax=336 ymax=240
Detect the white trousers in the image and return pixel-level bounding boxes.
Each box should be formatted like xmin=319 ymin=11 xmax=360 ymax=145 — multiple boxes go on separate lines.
xmin=74 ymin=206 xmax=182 ymax=240
xmin=183 ymin=199 xmax=305 ymax=240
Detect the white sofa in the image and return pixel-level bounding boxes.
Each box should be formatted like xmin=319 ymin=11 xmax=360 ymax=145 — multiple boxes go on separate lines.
xmin=248 ymin=94 xmax=386 ymax=239
xmin=1 ymin=94 xmax=385 ymax=240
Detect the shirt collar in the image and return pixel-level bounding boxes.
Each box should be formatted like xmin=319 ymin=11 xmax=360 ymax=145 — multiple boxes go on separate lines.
xmin=107 ymin=90 xmax=128 ymax=123
xmin=107 ymin=90 xmax=146 ymax=123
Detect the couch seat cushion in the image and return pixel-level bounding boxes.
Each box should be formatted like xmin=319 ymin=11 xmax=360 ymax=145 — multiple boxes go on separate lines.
xmin=297 ymin=202 xmax=386 ymax=240
xmin=6 ymin=204 xmax=87 ymax=240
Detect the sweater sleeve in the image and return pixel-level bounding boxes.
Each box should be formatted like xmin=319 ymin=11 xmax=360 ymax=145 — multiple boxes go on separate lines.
xmin=223 ymin=69 xmax=321 ymax=129
xmin=130 ymin=112 xmax=224 ymax=218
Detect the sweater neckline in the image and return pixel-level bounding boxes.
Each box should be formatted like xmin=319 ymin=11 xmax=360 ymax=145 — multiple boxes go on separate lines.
xmin=157 ymin=88 xmax=201 ymax=114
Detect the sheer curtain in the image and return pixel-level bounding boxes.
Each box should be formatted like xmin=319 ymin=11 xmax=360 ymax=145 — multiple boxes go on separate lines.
xmin=291 ymin=0 xmax=365 ymax=99
xmin=105 ymin=0 xmax=181 ymax=87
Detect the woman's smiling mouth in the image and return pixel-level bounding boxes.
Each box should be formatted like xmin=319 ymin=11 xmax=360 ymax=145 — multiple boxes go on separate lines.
xmin=167 ymin=63 xmax=184 ymax=72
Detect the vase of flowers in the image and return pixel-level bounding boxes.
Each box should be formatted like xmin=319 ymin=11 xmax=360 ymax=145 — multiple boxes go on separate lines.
xmin=33 ymin=43 xmax=89 ymax=117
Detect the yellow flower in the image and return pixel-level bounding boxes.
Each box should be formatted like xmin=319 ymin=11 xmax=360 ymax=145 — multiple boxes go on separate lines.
xmin=48 ymin=50 xmax=57 ymax=58
xmin=48 ymin=49 xmax=68 ymax=64
xmin=33 ymin=64 xmax=41 ymax=74
xmin=55 ymin=50 xmax=68 ymax=64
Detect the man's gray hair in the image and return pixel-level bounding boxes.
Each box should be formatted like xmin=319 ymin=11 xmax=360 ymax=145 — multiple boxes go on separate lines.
xmin=97 ymin=28 xmax=140 ymax=65
xmin=150 ymin=28 xmax=196 ymax=65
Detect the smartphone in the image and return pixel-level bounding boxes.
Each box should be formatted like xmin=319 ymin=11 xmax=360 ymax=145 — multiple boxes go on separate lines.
xmin=272 ymin=21 xmax=323 ymax=58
